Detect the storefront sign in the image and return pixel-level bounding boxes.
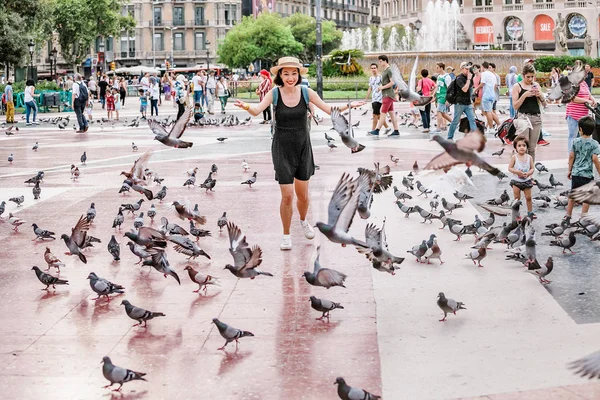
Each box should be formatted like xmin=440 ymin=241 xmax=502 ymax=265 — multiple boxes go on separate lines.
xmin=567 ymin=13 xmax=587 ymax=39
xmin=505 ymin=17 xmax=524 ymax=41
xmin=473 ymin=18 xmax=494 ymax=44
xmin=534 ymin=15 xmax=555 ymax=41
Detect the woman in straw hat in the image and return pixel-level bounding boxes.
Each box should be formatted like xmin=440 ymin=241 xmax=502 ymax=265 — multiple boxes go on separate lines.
xmin=235 ymin=57 xmax=364 ymax=250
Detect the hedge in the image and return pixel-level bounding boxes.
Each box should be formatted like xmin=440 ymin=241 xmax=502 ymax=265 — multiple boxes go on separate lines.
xmin=534 ymin=56 xmax=600 ymax=72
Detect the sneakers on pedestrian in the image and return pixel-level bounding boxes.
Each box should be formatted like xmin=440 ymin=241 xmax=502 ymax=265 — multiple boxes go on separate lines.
xmin=388 ymin=130 xmax=400 ymax=136
xmin=280 ymin=235 xmax=292 ymax=250
xmin=301 ymin=220 xmax=315 ymax=240
xmin=367 ymin=129 xmax=380 ymax=136
xmin=538 ymin=139 xmax=550 ymax=146
xmin=422 ymin=128 xmax=430 ymax=133
xmin=32 ymin=121 xmax=39 ymax=125
xmin=26 ymin=123 xmax=32 ymax=126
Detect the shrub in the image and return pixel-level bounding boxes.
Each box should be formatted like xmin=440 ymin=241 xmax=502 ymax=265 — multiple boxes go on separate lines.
xmin=534 ymin=56 xmax=600 ymax=72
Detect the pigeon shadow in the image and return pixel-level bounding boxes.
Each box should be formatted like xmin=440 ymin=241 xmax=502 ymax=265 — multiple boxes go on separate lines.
xmin=103 ymin=389 xmax=149 ymax=400
xmin=128 ymin=327 xmax=183 ymax=355
xmin=90 ymin=300 xmax=113 ymax=324
xmin=217 ymin=349 xmax=253 ymax=376
xmin=35 ymin=289 xmax=68 ymax=313
xmin=188 ymin=292 xmax=221 ymax=318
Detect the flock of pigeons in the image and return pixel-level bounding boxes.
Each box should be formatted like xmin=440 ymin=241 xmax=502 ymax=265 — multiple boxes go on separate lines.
xmin=5 ymin=80 xmax=600 ymax=397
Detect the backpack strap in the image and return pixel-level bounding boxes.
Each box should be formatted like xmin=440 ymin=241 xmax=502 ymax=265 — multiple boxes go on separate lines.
xmin=301 ymin=85 xmax=309 ymax=105
xmin=272 ymin=86 xmax=309 ymax=106
xmin=272 ymin=86 xmax=279 ymax=106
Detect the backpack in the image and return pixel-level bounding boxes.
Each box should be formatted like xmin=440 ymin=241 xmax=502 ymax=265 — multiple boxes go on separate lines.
xmin=496 ymin=118 xmax=516 ymax=144
xmin=445 ymin=77 xmax=458 ymax=105
xmin=77 ymin=82 xmax=89 ymax=103
xmin=272 ymin=86 xmax=309 ymax=107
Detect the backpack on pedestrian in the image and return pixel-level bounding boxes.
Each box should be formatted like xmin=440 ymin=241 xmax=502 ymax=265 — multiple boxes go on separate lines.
xmin=445 ymin=77 xmax=458 ymax=105
xmin=77 ymin=82 xmax=89 ymax=104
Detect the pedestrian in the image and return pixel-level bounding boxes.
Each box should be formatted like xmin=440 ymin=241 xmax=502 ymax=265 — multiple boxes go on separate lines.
xmin=511 ymin=62 xmax=546 ymax=160
xmin=24 ymin=79 xmax=39 ymax=126
xmin=150 ymin=77 xmax=160 ymax=116
xmin=139 ymin=88 xmax=147 ymax=119
xmin=489 ymin=62 xmax=501 ymax=128
xmin=140 ymin=72 xmax=150 ymax=94
xmin=233 ymin=56 xmax=365 ymax=250
xmin=550 ymin=67 xmax=560 ymax=105
xmin=65 ymin=76 xmax=74 ymax=91
xmin=199 ymin=70 xmax=208 ymax=108
xmin=106 ymin=87 xmax=115 ymax=120
xmin=119 ymin=78 xmax=127 ymax=107
xmin=446 ymin=66 xmax=455 ymax=80
xmin=205 ymin=70 xmax=217 ymax=114
xmin=565 ymin=65 xmax=596 ymax=153
xmin=480 ymin=62 xmax=497 ymax=134
xmin=432 ymin=62 xmax=452 ymax=132
xmin=4 ymin=78 xmax=14 ymax=123
xmin=565 ymin=116 xmax=600 ymax=221
xmin=114 ymin=88 xmax=121 ymax=121
xmin=364 ymin=62 xmax=390 ymax=133
xmin=517 ymin=59 xmax=550 ymax=147
xmin=508 ymin=136 xmax=535 ymax=219
xmin=98 ymin=75 xmax=108 ymax=109
xmin=216 ymin=76 xmax=229 ymax=114
xmin=447 ymin=62 xmax=477 ymax=139
xmin=505 ymin=66 xmax=518 ymax=118
xmin=174 ymin=75 xmax=188 ymax=120
xmin=416 ymin=68 xmax=435 ymax=133
xmin=257 ymin=69 xmax=272 ymax=124
xmin=162 ymin=74 xmax=172 ymax=101
xmin=367 ymin=55 xmax=400 ymax=137
xmin=585 ymin=64 xmax=594 ymax=89
xmin=88 ymin=78 xmax=97 ymax=100
xmin=471 ymin=64 xmax=483 ymax=113
xmin=193 ymin=102 xmax=203 ymax=122
xmin=72 ymin=74 xmax=89 ymax=132
xmin=192 ymin=70 xmax=203 ymax=106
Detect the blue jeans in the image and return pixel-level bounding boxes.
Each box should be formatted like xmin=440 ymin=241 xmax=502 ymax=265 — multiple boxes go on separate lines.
xmin=567 ymin=115 xmax=580 ymax=154
xmin=25 ymin=101 xmax=37 ymax=123
xmin=509 ymin=96 xmax=515 ymax=119
xmin=447 ymin=103 xmax=476 ymax=139
xmin=193 ymin=90 xmax=203 ymax=105
xmin=201 ymin=91 xmax=208 ymax=108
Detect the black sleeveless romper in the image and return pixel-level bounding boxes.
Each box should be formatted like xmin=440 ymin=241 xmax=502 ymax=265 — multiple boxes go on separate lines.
xmin=271 ymin=88 xmax=315 ymax=184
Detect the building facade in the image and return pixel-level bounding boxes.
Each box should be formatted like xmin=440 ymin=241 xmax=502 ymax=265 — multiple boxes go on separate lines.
xmin=380 ymin=0 xmax=600 ymax=56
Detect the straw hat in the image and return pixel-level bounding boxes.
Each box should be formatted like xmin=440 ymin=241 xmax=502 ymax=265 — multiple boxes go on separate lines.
xmin=270 ymin=57 xmax=308 ymax=75
xmin=176 ymin=74 xmax=186 ymax=83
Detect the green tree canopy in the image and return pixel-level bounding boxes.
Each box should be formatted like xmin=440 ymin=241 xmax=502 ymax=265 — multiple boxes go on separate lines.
xmin=53 ymin=0 xmax=135 ymax=66
xmin=218 ymin=13 xmax=304 ymax=69
xmin=285 ymin=13 xmax=342 ymax=63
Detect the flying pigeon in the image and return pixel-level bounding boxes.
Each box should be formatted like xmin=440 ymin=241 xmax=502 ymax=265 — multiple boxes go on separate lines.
xmin=569 ymin=181 xmax=600 ymax=205
xmin=61 ymin=215 xmax=91 ymax=263
xmin=437 ymin=292 xmax=466 ymax=322
xmin=303 ymin=246 xmax=347 ymax=289
xmin=391 ymin=59 xmax=431 ymax=105
xmin=309 ymin=296 xmax=344 ymax=321
xmin=121 ymin=300 xmax=165 ymax=327
xmin=212 ymin=318 xmax=254 ymax=351
xmin=224 ymin=222 xmax=272 ymax=279
xmin=124 ymin=226 xmax=167 ymax=249
xmin=101 ymin=356 xmax=146 ymax=392
xmin=427 ymin=133 xmax=501 ymax=176
xmin=330 ymin=107 xmax=366 ymax=153
xmin=31 ymin=266 xmax=68 ymax=290
xmin=120 ymin=150 xmax=153 ymax=186
xmin=171 ymin=236 xmax=211 ymax=260
xmin=357 ymin=219 xmax=404 ymax=273
xmin=148 ymin=106 xmax=194 ymax=148
xmin=547 ymin=61 xmax=586 ymax=103
xmin=87 ymin=272 xmax=124 ymax=300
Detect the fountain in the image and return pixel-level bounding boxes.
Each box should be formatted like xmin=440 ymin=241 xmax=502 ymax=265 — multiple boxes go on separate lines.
xmin=388 ymin=27 xmax=398 ymax=53
xmin=376 ymin=28 xmax=384 ymax=52
xmin=365 ymin=27 xmax=373 ymax=53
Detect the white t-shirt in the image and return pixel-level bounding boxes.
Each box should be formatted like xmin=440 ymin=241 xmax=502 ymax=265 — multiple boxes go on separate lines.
xmin=216 ymin=81 xmax=227 ymax=96
xmin=88 ymin=80 xmax=97 ymax=91
xmin=150 ymin=83 xmax=160 ymax=100
xmin=480 ymin=70 xmax=496 ymax=100
xmin=141 ymin=76 xmax=150 ymax=90
xmin=192 ymin=75 xmax=203 ymax=92
xmin=368 ymin=75 xmax=383 ymax=103
xmin=206 ymin=76 xmax=217 ymax=89
xmin=24 ymin=86 xmax=35 ymax=102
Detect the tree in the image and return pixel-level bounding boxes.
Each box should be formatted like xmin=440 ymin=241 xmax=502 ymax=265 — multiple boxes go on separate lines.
xmin=53 ymin=0 xmax=135 ymax=67
xmin=218 ymin=14 xmax=303 ymax=69
xmin=284 ymin=13 xmax=342 ymax=63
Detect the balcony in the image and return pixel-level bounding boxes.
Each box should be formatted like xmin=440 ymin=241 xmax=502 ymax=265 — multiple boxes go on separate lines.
xmin=349 ymin=20 xmax=361 ymax=28
xmin=565 ymin=1 xmax=587 ymax=7
xmin=188 ymin=19 xmax=207 ymax=26
xmin=409 ymin=11 xmax=418 ymax=17
xmin=173 ymin=19 xmax=186 ymax=26
xmin=120 ymin=51 xmax=139 ymax=58
xmin=358 ymin=6 xmax=370 ymax=13
xmin=370 ymin=15 xmax=381 ymax=24
xmin=153 ymin=19 xmax=163 ymax=26
xmin=472 ymin=6 xmax=493 ymax=12
xmin=502 ymin=4 xmax=523 ymax=11
xmin=533 ymin=3 xmax=554 ymax=9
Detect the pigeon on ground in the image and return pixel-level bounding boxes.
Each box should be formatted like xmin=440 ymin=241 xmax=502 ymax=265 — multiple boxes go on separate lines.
xmin=482 ymin=213 xmax=495 ymax=228
xmin=390 ymin=154 xmax=399 ymax=165
xmin=395 ymin=201 xmax=417 ymax=218
xmin=241 ymin=159 xmax=250 ymax=171
xmin=442 ymin=198 xmax=463 ymax=214
xmin=80 ymin=151 xmax=87 ymax=164
xmin=465 ymin=247 xmax=487 ymax=267
xmin=108 ymin=235 xmax=120 ymax=261
xmin=212 ymin=318 xmax=254 ymax=351
xmin=149 ymin=106 xmax=194 ymax=148
xmin=407 ymin=240 xmax=428 ymax=263
xmin=31 ymin=266 xmax=68 ymax=290
xmin=184 ymin=266 xmax=220 ymax=294
xmin=189 ymin=221 xmax=211 ymax=241
xmin=549 ymin=174 xmax=564 ymax=187
xmin=241 ymin=172 xmax=258 ymax=188
xmin=32 ymin=181 xmax=41 ymax=200
xmin=200 ymin=178 xmax=216 ymax=192
xmin=550 ymin=231 xmax=576 ymax=254
xmin=316 ymin=171 xmax=369 ymax=248
xmin=430 ymin=196 xmax=439 ymax=211
xmin=393 ymin=186 xmax=412 ymax=201
xmin=123 ymin=179 xmax=153 ymax=200
xmin=24 ymin=171 xmax=44 ymax=185
xmin=402 ymin=176 xmax=414 ymax=191
xmin=0 ymin=201 xmax=4 ymax=218
xmin=416 ymin=180 xmax=432 ymax=197
xmin=486 ymin=190 xmax=510 ymax=206
xmin=134 ymin=212 xmax=145 ymax=229
xmin=414 ymin=205 xmax=440 ymax=224
xmin=131 ymin=142 xmax=138 ymax=152
xmin=183 ymin=172 xmax=196 ymax=188
xmin=492 ymin=148 xmax=505 ymax=156
xmin=172 ymin=236 xmax=211 ymax=260
xmin=86 ymin=203 xmax=96 ymax=223
xmin=423 ymin=238 xmax=444 ymax=264
xmin=334 ymin=377 xmax=381 ymax=400
xmin=329 ymin=107 xmax=366 ymax=153
xmin=61 ymin=215 xmax=91 ymax=263
xmin=87 ymin=272 xmax=124 ymax=300
xmin=9 ymin=195 xmax=24 ymax=207
xmin=32 ymin=223 xmax=55 ymax=240
xmin=112 ymin=207 xmax=124 ymax=231
xmin=224 ymin=222 xmax=272 ymax=279
xmin=147 ymin=204 xmax=156 ymax=222
xmin=121 ymin=300 xmax=165 ymax=327
xmin=171 ymin=200 xmax=207 ymax=225
xmin=217 ymin=212 xmax=227 ymax=232
xmin=534 ymin=179 xmax=552 ymax=192
xmin=453 ymin=190 xmax=474 ymax=203
xmin=437 ymin=292 xmax=466 ymax=322
xmin=303 ymin=246 xmax=347 ymax=289
xmin=8 ymin=153 xmax=13 ymax=163
xmin=124 ymin=226 xmax=167 ymax=249
xmin=427 ymin=133 xmax=501 ymax=176
xmin=121 ymin=199 xmax=144 ymax=215
xmin=155 ymin=186 xmax=168 ymax=202
xmin=127 ymin=242 xmax=151 ymax=265
xmin=160 ymin=217 xmax=189 ymax=236
xmin=310 ymin=296 xmax=344 ymax=321
xmin=534 ymin=162 xmax=549 ymax=173
xmin=211 ymin=164 xmax=218 ymax=174
xmin=101 ymin=356 xmax=146 ymax=392
xmin=527 ymin=256 xmax=554 ymax=284
xmin=44 ymin=247 xmax=65 ymax=271
xmin=327 ymin=140 xmax=337 ymax=150
xmin=216 ymin=137 xmax=227 ymax=142
xmin=8 ymin=213 xmax=26 ymax=231
xmin=553 ymin=196 xmax=569 ymax=208
xmin=120 ymin=150 xmax=153 ymax=185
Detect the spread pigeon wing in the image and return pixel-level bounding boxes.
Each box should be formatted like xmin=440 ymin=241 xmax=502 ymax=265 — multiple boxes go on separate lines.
xmin=477 ymin=203 xmax=511 ymax=216
xmin=138 ymin=227 xmax=166 ymax=241
xmin=570 ymin=181 xmax=600 ymax=205
xmin=425 ymin=152 xmax=462 ymax=171
xmin=457 ymin=131 xmax=486 ymax=152
xmin=330 ymin=108 xmax=349 ymax=137
xmin=570 ymin=351 xmax=600 ymax=379
xmin=390 ymin=64 xmax=408 ymax=91
xmin=326 ymin=173 xmax=357 ymax=227
xmin=364 ymin=223 xmax=381 ymax=249
xmin=316 ymin=268 xmax=347 ymax=287
xmin=168 ymin=106 xmax=194 ymax=138
xmin=381 ymin=218 xmax=389 ymax=250
xmin=71 ymin=215 xmax=91 ymax=247
xmin=333 ymin=170 xmax=369 ymax=232
xmin=148 ymin=119 xmax=169 ymax=137
xmin=239 ymin=245 xmax=263 ymax=272
xmin=409 ymin=55 xmax=419 ymax=91
xmin=130 ymin=150 xmax=153 ymax=182
xmin=568 ymin=63 xmax=586 ymax=86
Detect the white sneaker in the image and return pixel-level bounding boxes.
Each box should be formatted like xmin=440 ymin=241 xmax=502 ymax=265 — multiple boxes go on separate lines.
xmin=301 ymin=220 xmax=315 ymax=240
xmin=280 ymin=235 xmax=292 ymax=250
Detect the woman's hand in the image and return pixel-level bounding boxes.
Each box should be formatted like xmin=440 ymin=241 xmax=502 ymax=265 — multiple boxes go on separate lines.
xmin=233 ymin=99 xmax=250 ymax=110
xmin=349 ymin=101 xmax=366 ymax=109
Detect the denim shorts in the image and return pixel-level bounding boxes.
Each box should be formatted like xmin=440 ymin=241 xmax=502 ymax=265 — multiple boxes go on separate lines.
xmin=482 ymin=99 xmax=494 ymax=112
xmin=437 ymin=102 xmax=448 ymax=113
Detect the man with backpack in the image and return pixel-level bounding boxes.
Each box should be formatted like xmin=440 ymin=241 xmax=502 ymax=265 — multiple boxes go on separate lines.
xmin=446 ymin=62 xmax=477 ymax=139
xmin=72 ymin=74 xmax=89 ymax=133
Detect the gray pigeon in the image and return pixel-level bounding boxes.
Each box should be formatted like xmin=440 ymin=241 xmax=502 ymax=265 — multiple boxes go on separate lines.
xmin=134 ymin=212 xmax=144 ymax=229
xmin=32 ymin=223 xmax=56 ymax=240
xmin=453 ymin=190 xmax=474 ymax=203
xmin=149 ymin=106 xmax=194 ymax=148
xmin=121 ymin=300 xmax=165 ymax=327
xmin=183 ymin=172 xmax=196 ymax=187
xmin=0 ymin=201 xmax=5 ymax=218
xmin=393 ymin=186 xmax=412 ymax=201
xmin=147 ymin=204 xmax=156 ymax=222
xmin=414 ymin=205 xmax=440 ymax=224
xmin=427 ymin=134 xmax=501 ymax=176
xmin=358 ymin=219 xmax=404 ymax=273
xmin=534 ymin=179 xmax=552 ymax=192
xmin=80 ymin=151 xmax=87 ymax=164
xmin=86 ymin=203 xmax=96 ymax=223
xmin=32 ymin=181 xmax=41 ymax=200
xmin=9 ymin=195 xmax=24 ymax=207
xmin=112 ymin=207 xmax=124 ymax=230
xmin=534 ymin=162 xmax=549 ymax=173
xmin=127 ymin=241 xmax=151 ymax=264
xmin=217 ymin=212 xmax=227 ymax=232
xmin=125 ymin=226 xmax=167 ymax=249
xmin=160 ymin=217 xmax=189 ymax=236
xmin=108 ymin=235 xmax=120 ymax=261
xmin=189 ymin=221 xmax=211 ymax=241
xmin=423 ymin=238 xmax=444 ymax=264
xmin=550 ymin=231 xmax=576 ymax=254
xmin=330 ymin=107 xmax=366 ymax=153
xmin=31 ymin=266 xmax=68 ymax=290
xmin=396 ymin=201 xmax=417 ymax=218
xmin=212 ymin=318 xmax=254 ymax=351
xmin=61 ymin=215 xmax=91 ymax=264
xmin=549 ymin=174 xmax=563 ymax=187
xmin=569 ymin=350 xmax=600 ymax=379
xmin=121 ymin=199 xmax=144 ymax=215
xmin=335 ymin=377 xmax=381 ymax=400
xmin=402 ymin=176 xmax=414 ymax=191
xmin=155 ymin=186 xmax=168 ymax=202
xmin=303 ymin=246 xmax=347 ymax=289
xmin=316 ymin=171 xmax=369 ymax=248
xmin=437 ymin=292 xmax=466 ymax=322
xmin=143 ymin=248 xmax=181 ymax=284
xmin=101 ymin=356 xmax=146 ymax=391
xmin=225 ymin=222 xmax=273 ymax=279
xmin=172 ymin=236 xmax=211 ymax=260
xmin=527 ymin=256 xmax=553 ymax=284
xmin=407 ymin=240 xmax=428 ymax=263
xmin=310 ymin=296 xmax=344 ymax=320
xmin=87 ymin=272 xmax=125 ymax=300
xmin=416 ymin=180 xmax=432 ymax=197
xmin=569 ymin=180 xmax=600 ymax=204
xmin=465 ymin=247 xmax=487 ymax=267
xmin=241 ymin=171 xmax=258 ymax=187
xmin=441 ymin=198 xmax=463 ymax=214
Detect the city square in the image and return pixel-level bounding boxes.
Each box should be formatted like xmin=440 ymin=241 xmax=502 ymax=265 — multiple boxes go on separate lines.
xmin=4 ymin=0 xmax=600 ymax=399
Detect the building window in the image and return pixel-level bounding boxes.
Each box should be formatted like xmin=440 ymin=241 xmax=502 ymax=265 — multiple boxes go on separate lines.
xmin=505 ymin=0 xmax=512 ymax=4
xmin=173 ymin=6 xmax=184 ymax=26
xmin=153 ymin=7 xmax=162 ymax=26
xmin=485 ymin=0 xmax=492 ymax=5
xmin=106 ymin=37 xmax=113 ymax=51
xmin=475 ymin=0 xmax=482 ymax=5
xmin=154 ymin=33 xmax=164 ymax=51
xmin=173 ymin=32 xmax=184 ymax=51
xmin=195 ymin=32 xmax=206 ymax=50
xmin=224 ymin=5 xmax=231 ymax=25
xmin=128 ymin=37 xmax=135 ymax=57
xmin=195 ymin=7 xmax=205 ymax=25
xmin=277 ymin=3 xmax=281 ymax=13
xmin=411 ymin=0 xmax=417 ymax=11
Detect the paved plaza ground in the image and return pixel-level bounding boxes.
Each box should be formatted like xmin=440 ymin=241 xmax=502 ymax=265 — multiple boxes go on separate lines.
xmin=2 ymin=98 xmax=600 ymax=399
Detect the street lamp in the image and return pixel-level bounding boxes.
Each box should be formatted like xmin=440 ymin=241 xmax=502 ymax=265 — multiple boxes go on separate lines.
xmin=205 ymin=40 xmax=210 ymax=70
xmin=496 ymin=33 xmax=503 ymax=48
xmin=28 ymin=39 xmax=35 ymax=81
xmin=50 ymin=47 xmax=57 ymax=81
xmin=165 ymin=26 xmax=179 ymax=68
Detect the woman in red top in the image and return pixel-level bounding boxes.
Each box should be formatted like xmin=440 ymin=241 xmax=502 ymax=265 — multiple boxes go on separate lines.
xmin=416 ymin=69 xmax=435 ymax=133
xmin=256 ymin=69 xmax=272 ymax=124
